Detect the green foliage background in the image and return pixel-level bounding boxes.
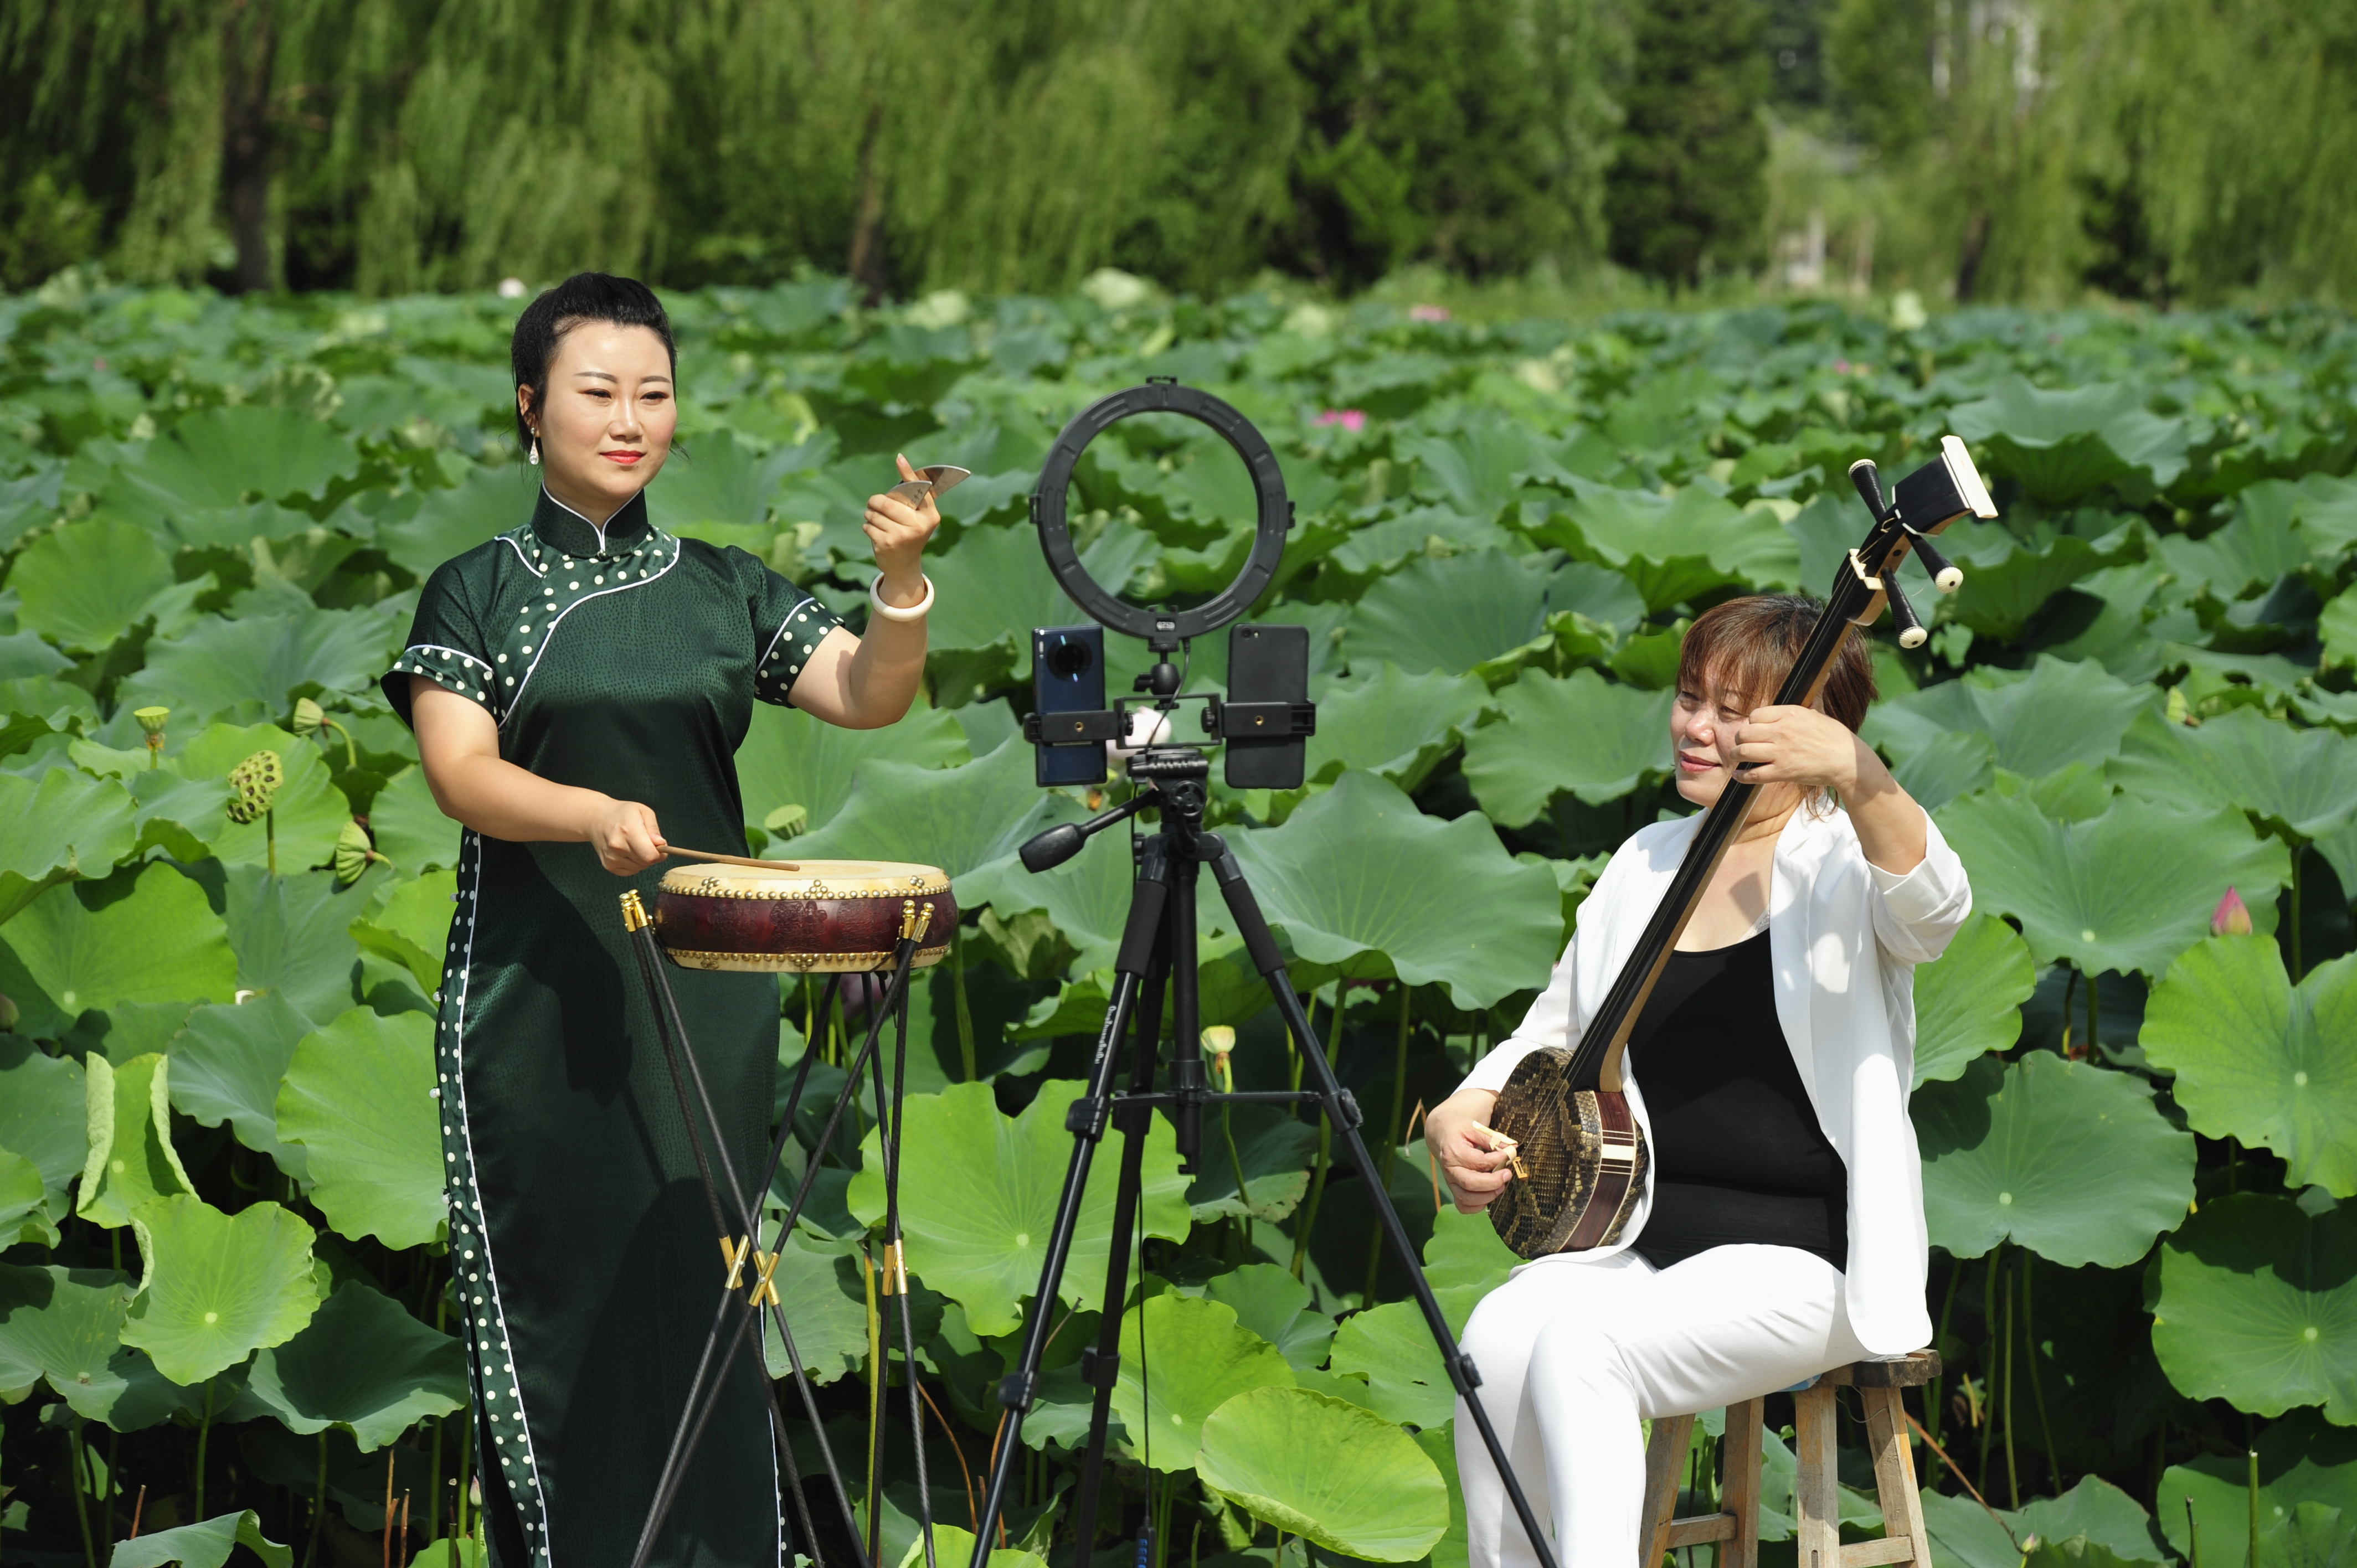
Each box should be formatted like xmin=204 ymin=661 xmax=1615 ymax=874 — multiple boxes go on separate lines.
xmin=0 ymin=274 xmax=2355 ymax=1566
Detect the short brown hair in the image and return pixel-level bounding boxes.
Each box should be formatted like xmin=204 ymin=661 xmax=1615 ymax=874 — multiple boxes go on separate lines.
xmin=1675 ymin=594 xmax=1876 ymax=733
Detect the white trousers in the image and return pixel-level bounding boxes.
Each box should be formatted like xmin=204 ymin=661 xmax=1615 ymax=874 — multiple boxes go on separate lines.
xmin=1453 ymin=1244 xmax=1870 ymax=1568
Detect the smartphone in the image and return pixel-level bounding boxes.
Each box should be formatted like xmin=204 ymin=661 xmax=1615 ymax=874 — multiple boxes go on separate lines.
xmin=1033 ymin=625 xmax=1109 ymax=787
xmin=1224 ymin=623 xmax=1309 ymax=790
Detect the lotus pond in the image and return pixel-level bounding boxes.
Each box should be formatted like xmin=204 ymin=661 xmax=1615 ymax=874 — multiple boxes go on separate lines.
xmin=0 ymin=276 xmax=2354 ymax=1568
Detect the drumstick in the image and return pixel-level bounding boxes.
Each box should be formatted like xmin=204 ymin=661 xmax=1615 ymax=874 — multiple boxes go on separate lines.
xmin=664 ymin=846 xmax=806 ymax=873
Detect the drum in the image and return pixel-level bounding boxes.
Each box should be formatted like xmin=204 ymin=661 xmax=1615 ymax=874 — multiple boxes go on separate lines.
xmin=653 ymin=859 xmax=957 ymax=973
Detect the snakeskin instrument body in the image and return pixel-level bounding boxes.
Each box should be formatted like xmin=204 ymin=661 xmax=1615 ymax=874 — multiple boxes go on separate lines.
xmin=1488 ymin=1048 xmax=1649 ymax=1258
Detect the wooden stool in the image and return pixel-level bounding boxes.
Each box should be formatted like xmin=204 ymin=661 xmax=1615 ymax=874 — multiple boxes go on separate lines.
xmin=1640 ymin=1350 xmax=1941 ymax=1568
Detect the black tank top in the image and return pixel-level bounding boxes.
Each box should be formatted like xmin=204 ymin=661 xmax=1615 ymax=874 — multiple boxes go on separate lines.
xmin=1627 ymin=927 xmax=1849 ymax=1271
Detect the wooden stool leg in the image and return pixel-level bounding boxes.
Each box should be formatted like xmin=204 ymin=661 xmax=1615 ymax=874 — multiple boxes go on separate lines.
xmin=1862 ymin=1387 xmax=1928 ymax=1566
xmin=1720 ymin=1398 xmax=1764 ymax=1568
xmin=1793 ymin=1385 xmax=1841 ymax=1568
xmin=1643 ymin=1414 xmax=1698 ymax=1568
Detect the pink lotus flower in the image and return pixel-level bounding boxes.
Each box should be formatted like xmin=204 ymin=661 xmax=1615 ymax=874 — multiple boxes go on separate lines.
xmin=1409 ymin=304 xmax=1452 ymax=322
xmin=1834 ymin=359 xmax=1851 ymax=374
xmin=2212 ymin=887 xmax=2252 ymax=936
xmin=1316 ymin=409 xmax=1367 ymax=432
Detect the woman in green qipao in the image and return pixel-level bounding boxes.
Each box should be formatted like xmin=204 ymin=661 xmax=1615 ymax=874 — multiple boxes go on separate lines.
xmin=381 ymin=273 xmax=940 ymax=1568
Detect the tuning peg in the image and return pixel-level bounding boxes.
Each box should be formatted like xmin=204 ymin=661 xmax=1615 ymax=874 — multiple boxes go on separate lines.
xmin=1885 ymin=579 xmax=1930 ymax=649
xmin=1907 ymin=530 xmax=1964 ymax=594
xmin=1849 ymin=458 xmax=1890 ymax=519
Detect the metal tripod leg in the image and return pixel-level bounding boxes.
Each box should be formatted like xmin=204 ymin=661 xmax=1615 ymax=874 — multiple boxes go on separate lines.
xmin=965 ymin=839 xmax=1174 ymax=1568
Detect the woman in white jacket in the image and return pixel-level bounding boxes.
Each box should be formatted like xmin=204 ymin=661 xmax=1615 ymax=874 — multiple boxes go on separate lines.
xmin=1425 ymin=593 xmax=1972 ymax=1568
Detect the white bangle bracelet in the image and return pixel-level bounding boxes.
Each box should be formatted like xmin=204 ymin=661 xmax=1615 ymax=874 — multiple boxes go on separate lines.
xmin=869 ymin=573 xmax=934 ymax=623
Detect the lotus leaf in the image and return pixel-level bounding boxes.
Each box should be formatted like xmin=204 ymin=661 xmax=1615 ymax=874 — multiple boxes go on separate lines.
xmin=109 ymin=1508 xmax=293 ymax=1568
xmin=129 ymin=770 xmax=233 ymax=862
xmin=2109 ymin=708 xmax=2357 ymax=844
xmin=1325 ymin=507 xmax=1516 ymax=581
xmin=794 ymin=737 xmax=1058 ymax=901
xmin=2324 ymin=591 xmax=2357 ymax=674
xmin=1946 ymin=376 xmax=2190 ymax=501
xmin=173 ymin=723 xmax=352 ymax=873
xmin=4 ymin=862 xmax=236 ymax=1020
xmin=2151 ymin=1193 xmax=2357 ymax=1421
xmin=2014 ymin=1477 xmax=2169 ymax=1563
xmin=1399 ymin=425 xmax=1556 ymax=521
xmin=844 ymin=1081 xmax=1191 ymax=1334
xmin=120 ymin=404 xmax=359 ymax=511
xmin=11 ymin=518 xmax=176 ymax=651
xmin=366 ymin=766 xmax=460 ymax=873
xmin=1937 ymin=792 xmax=2290 ymax=978
xmin=1110 ymin=1292 xmax=1294 ymax=1472
xmin=1948 ymin=528 xmax=2137 ymax=643
xmin=0 ymin=1038 xmax=87 ymax=1221
xmin=79 ymin=1051 xmax=197 ymax=1227
xmin=276 ymin=1007 xmax=444 ymax=1247
xmin=122 ymin=1195 xmax=323 ymax=1385
xmin=1421 ymin=1205 xmax=1520 ymax=1335
xmin=2142 ymin=939 xmax=2357 ymax=1195
xmin=241 ymin=1281 xmax=466 ymax=1449
xmin=1196 ymin=1386 xmax=1450 ymax=1561
xmin=1329 ymin=1301 xmax=1453 ymax=1427
xmin=378 ymin=465 xmax=539 ymax=577
xmin=225 ymin=867 xmax=368 ymax=1024
xmin=0 ymin=1148 xmax=50 ymax=1245
xmin=1911 ymin=911 xmax=2036 ymax=1086
xmin=0 ymin=1262 xmax=120 ymax=1396
xmin=1460 ymin=667 xmax=1672 ymax=826
xmin=119 ymin=605 xmax=406 ymax=727
xmin=1867 ymin=656 xmax=2155 ymax=782
xmin=756 ymin=1235 xmax=872 ymax=1383
xmin=735 ymin=696 xmax=967 ymax=837
xmin=0 ymin=766 xmax=138 ymax=925
xmin=168 ymin=995 xmax=313 ymax=1178
xmin=1227 ymin=770 xmax=1562 ymax=1009
xmin=926 ymin=521 xmax=1157 ymax=675
xmin=1536 ymin=479 xmax=1800 ymax=610
xmin=894 ymin=1526 xmax=1046 ymax=1568
xmin=1201 ymin=1262 xmax=1336 ymax=1373
xmin=1345 ymin=550 xmax=1551 ymax=675
xmin=645 ymin=431 xmax=801 ymax=534
xmin=1914 ymin=1053 xmax=2194 ymax=1266
xmin=2161 ymin=1410 xmax=2357 ymax=1568
xmin=348 ymin=870 xmax=459 ymax=996
xmin=1300 ymin=665 xmax=1491 ymax=791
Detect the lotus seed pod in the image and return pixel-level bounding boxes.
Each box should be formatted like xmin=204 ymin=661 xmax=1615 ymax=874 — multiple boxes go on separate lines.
xmin=227 ymin=750 xmax=285 ymax=825
xmin=133 ymin=706 xmax=171 ymax=738
xmin=291 ymin=697 xmax=326 ymax=737
xmin=763 ymin=802 xmax=809 ymax=839
xmin=333 ymin=819 xmax=376 ymax=884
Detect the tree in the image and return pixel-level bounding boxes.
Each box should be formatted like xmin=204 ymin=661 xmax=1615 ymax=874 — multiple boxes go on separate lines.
xmin=1603 ymin=0 xmax=1769 ymax=290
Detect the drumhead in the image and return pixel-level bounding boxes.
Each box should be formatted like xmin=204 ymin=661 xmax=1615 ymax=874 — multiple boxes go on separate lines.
xmin=656 ymin=858 xmax=951 ymax=899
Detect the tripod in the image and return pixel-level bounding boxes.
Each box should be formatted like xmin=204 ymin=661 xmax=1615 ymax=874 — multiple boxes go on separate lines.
xmin=965 ymin=747 xmax=1558 ymax=1568
xmin=616 ymin=893 xmax=940 ymax=1568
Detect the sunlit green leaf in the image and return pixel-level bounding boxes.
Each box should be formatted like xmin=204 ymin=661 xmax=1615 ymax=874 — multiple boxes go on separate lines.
xmin=11 ymin=518 xmax=176 ymax=652
xmin=1912 ymin=911 xmax=2036 ymax=1086
xmin=119 ymin=605 xmax=406 ymax=728
xmin=109 ymin=1508 xmax=292 ymax=1568
xmin=276 ymin=1008 xmax=444 ymax=1247
xmin=1914 ymin=1051 xmax=2194 ymax=1267
xmin=168 ymin=996 xmax=313 ymax=1178
xmin=121 ymin=1194 xmax=323 ymax=1386
xmin=364 ymin=766 xmax=459 ymax=873
xmin=2150 ymin=1194 xmax=2357 ymax=1423
xmin=0 ymin=766 xmax=138 ymax=926
xmin=4 ymin=862 xmax=236 ymax=1019
xmin=794 ymin=737 xmax=1058 ymax=902
xmin=0 ymin=1039 xmax=87 ymax=1224
xmin=1196 ymin=1386 xmax=1450 ymax=1561
xmin=242 ymin=1281 xmax=466 ymax=1449
xmin=347 ymin=870 xmax=457 ymax=997
xmin=1201 ymin=1262 xmax=1336 ymax=1373
xmin=736 ymin=694 xmax=968 ymax=836
xmin=846 ymin=1080 xmax=1191 ymax=1335
xmin=2142 ymin=938 xmax=2357 ymax=1196
xmin=78 ymin=1051 xmax=197 ymax=1227
xmin=1329 ymin=1300 xmax=1453 ymax=1427
xmin=2111 ymin=708 xmax=2357 ymax=844
xmin=1867 ymin=656 xmax=2155 ymax=781
xmin=1301 ymin=664 xmax=1491 ymax=791
xmin=1533 ymin=479 xmax=1800 ymax=609
xmin=225 ymin=867 xmax=367 ymax=1025
xmin=1947 ymin=377 xmax=2190 ymax=501
xmin=1345 ymin=550 xmax=1551 ymax=675
xmin=1228 ymin=770 xmax=1562 ymax=1009
xmin=174 ymin=723 xmax=353 ymax=873
xmin=1110 ymin=1292 xmax=1293 ymax=1472
xmin=1460 ymin=667 xmax=1672 ymax=826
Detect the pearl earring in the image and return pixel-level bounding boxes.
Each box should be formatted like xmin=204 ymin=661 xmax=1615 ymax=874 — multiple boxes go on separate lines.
xmin=529 ymin=434 xmax=541 ymax=466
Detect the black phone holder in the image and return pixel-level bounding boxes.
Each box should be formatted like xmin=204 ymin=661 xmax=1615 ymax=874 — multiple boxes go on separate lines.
xmin=1024 ymin=382 xmax=1315 ymax=790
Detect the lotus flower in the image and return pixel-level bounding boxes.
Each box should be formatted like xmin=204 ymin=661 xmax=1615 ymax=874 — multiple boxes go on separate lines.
xmin=1408 ymin=303 xmax=1451 ymax=322
xmin=2212 ymin=886 xmax=2252 ymax=936
xmin=1316 ymin=409 xmax=1366 ymax=432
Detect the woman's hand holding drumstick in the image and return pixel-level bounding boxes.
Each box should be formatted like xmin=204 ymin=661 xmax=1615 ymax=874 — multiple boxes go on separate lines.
xmin=1424 ymin=1089 xmax=1521 ymax=1214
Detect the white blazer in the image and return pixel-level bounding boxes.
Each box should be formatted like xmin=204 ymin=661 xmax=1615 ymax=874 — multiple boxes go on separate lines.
xmin=1458 ymin=803 xmax=1972 ymax=1355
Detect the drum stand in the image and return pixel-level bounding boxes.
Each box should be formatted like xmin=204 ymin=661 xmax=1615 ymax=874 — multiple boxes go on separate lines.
xmin=617 ymin=892 xmax=940 ymax=1568
xmin=968 ymin=747 xmax=1559 ymax=1568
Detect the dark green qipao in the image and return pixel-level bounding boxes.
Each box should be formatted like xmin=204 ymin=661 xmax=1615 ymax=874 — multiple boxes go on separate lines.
xmin=382 ymin=486 xmax=842 ymax=1568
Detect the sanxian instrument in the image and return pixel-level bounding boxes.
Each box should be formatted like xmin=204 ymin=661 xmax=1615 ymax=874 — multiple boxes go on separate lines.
xmin=652 ymin=857 xmax=957 ymax=973
xmin=1486 ymin=438 xmax=1998 ymax=1258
